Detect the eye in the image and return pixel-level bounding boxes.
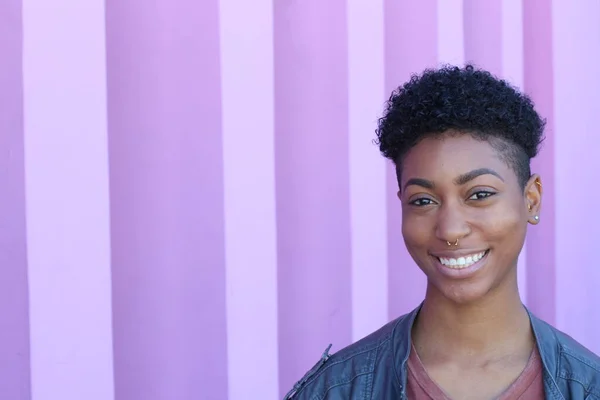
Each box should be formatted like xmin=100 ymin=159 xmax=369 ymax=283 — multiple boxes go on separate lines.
xmin=409 ymin=198 xmax=437 ymax=207
xmin=468 ymin=191 xmax=495 ymax=201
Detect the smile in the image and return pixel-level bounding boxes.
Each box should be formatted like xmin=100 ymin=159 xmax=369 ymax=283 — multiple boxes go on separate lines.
xmin=437 ymin=250 xmax=488 ymax=269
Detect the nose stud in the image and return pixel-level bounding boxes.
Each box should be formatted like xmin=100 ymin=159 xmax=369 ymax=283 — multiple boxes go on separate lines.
xmin=447 ymin=239 xmax=459 ymax=247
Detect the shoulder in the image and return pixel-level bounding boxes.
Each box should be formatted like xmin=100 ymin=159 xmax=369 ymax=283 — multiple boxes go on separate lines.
xmin=533 ymin=316 xmax=600 ymax=398
xmin=554 ymin=327 xmax=600 ymax=395
xmin=283 ymin=316 xmax=404 ymax=399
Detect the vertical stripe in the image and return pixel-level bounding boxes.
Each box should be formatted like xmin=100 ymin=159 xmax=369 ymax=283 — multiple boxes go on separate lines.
xmin=219 ymin=0 xmax=279 ymax=398
xmin=0 ymin=1 xmax=31 ymax=398
xmin=551 ymin=0 xmax=600 ymax=353
xmin=437 ymin=0 xmax=465 ymax=66
xmin=384 ymin=0 xmax=437 ymax=319
xmin=21 ymin=1 xmax=114 ymax=399
xmin=274 ymin=1 xmax=353 ymax=395
xmin=523 ymin=0 xmax=556 ymax=326
xmin=106 ymin=1 xmax=229 ymax=398
xmin=463 ymin=0 xmax=502 ymax=75
xmin=501 ymin=0 xmax=527 ymax=303
xmin=501 ymin=0 xmax=525 ymax=88
xmin=347 ymin=0 xmax=388 ymax=342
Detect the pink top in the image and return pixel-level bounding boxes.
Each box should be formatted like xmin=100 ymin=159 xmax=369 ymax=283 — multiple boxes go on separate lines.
xmin=406 ymin=344 xmax=545 ymax=399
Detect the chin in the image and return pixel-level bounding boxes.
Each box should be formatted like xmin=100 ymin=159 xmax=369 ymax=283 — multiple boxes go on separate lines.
xmin=425 ymin=271 xmax=509 ymax=306
xmin=437 ymin=283 xmax=493 ymax=305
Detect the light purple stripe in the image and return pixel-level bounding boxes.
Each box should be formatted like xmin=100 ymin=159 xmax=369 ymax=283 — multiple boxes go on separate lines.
xmin=347 ymin=0 xmax=389 ymax=342
xmin=437 ymin=0 xmax=465 ymax=66
xmin=501 ymin=0 xmax=525 ymax=88
xmin=274 ymin=1 xmax=353 ymax=395
xmin=551 ymin=0 xmax=600 ymax=354
xmin=501 ymin=0 xmax=527 ymax=303
xmin=21 ymin=1 xmax=114 ymax=399
xmin=384 ymin=0 xmax=437 ymax=319
xmin=523 ymin=0 xmax=556 ymax=326
xmin=106 ymin=1 xmax=229 ymax=398
xmin=218 ymin=0 xmax=279 ymax=398
xmin=0 ymin=1 xmax=31 ymax=398
xmin=463 ymin=0 xmax=502 ymax=75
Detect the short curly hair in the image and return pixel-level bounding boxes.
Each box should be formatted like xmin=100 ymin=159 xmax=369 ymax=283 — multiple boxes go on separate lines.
xmin=376 ymin=64 xmax=545 ymax=190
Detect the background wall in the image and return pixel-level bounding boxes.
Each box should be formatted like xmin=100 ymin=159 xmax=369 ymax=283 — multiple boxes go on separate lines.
xmin=1 ymin=0 xmax=600 ymax=399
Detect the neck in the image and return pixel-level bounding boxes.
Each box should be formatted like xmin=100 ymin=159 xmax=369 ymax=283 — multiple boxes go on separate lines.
xmin=412 ymin=277 xmax=534 ymax=363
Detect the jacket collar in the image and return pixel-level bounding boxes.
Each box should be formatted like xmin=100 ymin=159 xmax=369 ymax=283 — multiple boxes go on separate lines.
xmin=526 ymin=309 xmax=565 ymax=399
xmin=391 ymin=303 xmax=420 ymax=395
xmin=391 ymin=303 xmax=564 ymax=398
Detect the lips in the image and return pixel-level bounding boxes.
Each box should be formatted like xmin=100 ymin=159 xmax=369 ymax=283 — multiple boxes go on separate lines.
xmin=428 ymin=248 xmax=491 ymax=279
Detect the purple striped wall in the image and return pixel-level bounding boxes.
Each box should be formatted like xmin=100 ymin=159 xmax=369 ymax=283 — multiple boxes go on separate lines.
xmin=274 ymin=1 xmax=353 ymax=392
xmin=106 ymin=0 xmax=229 ymax=398
xmin=551 ymin=0 xmax=600 ymax=346
xmin=22 ymin=1 xmax=114 ymax=399
xmin=220 ymin=0 xmax=279 ymax=397
xmin=1 ymin=1 xmax=600 ymax=399
xmin=347 ymin=0 xmax=388 ymax=343
xmin=0 ymin=1 xmax=30 ymax=398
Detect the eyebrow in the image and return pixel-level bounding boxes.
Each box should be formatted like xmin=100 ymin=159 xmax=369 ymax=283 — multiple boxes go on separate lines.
xmin=454 ymin=168 xmax=504 ymax=185
xmin=403 ymin=168 xmax=504 ymax=192
xmin=403 ymin=178 xmax=435 ymax=191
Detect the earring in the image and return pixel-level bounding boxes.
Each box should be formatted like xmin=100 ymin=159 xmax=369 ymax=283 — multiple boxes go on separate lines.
xmin=534 ymin=215 xmax=539 ymax=221
xmin=528 ymin=204 xmax=532 ymax=212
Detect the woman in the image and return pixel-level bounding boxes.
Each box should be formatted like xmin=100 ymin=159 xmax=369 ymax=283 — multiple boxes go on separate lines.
xmin=284 ymin=65 xmax=600 ymax=399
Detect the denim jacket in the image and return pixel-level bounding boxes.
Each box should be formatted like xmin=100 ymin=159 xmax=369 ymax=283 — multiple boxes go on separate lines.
xmin=284 ymin=304 xmax=600 ymax=399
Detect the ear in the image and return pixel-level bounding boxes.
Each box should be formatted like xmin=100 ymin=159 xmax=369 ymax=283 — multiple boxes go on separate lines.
xmin=524 ymin=174 xmax=542 ymax=225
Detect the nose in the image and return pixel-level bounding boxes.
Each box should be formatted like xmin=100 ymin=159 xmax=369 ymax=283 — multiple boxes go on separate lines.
xmin=435 ymin=201 xmax=471 ymax=245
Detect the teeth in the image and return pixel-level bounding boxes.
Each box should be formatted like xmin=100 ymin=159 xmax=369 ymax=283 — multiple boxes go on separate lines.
xmin=439 ymin=251 xmax=486 ymax=269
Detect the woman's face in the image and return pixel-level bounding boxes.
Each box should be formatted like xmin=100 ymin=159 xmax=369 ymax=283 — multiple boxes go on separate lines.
xmin=399 ymin=133 xmax=541 ymax=304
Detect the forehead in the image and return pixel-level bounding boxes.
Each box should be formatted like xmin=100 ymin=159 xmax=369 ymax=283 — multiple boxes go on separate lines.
xmin=401 ymin=134 xmax=514 ymax=182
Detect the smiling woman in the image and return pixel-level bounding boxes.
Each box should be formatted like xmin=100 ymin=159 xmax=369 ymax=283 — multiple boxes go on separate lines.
xmin=399 ymin=134 xmax=535 ymax=305
xmin=284 ymin=65 xmax=600 ymax=400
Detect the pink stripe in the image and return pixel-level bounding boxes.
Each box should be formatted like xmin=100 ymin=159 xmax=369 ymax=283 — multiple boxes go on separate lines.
xmin=105 ymin=1 xmax=229 ymax=398
xmin=501 ymin=0 xmax=525 ymax=88
xmin=523 ymin=0 xmax=556 ymax=326
xmin=21 ymin=1 xmax=114 ymax=399
xmin=274 ymin=1 xmax=353 ymax=395
xmin=218 ymin=0 xmax=279 ymax=398
xmin=437 ymin=0 xmax=465 ymax=66
xmin=463 ymin=0 xmax=502 ymax=75
xmin=347 ymin=0 xmax=389 ymax=342
xmin=551 ymin=0 xmax=600 ymax=353
xmin=0 ymin=1 xmax=31 ymax=398
xmin=384 ymin=0 xmax=437 ymax=319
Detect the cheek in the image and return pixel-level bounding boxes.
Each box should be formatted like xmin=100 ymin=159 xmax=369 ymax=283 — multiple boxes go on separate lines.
xmin=477 ymin=208 xmax=526 ymax=243
xmin=401 ymin=212 xmax=433 ymax=248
